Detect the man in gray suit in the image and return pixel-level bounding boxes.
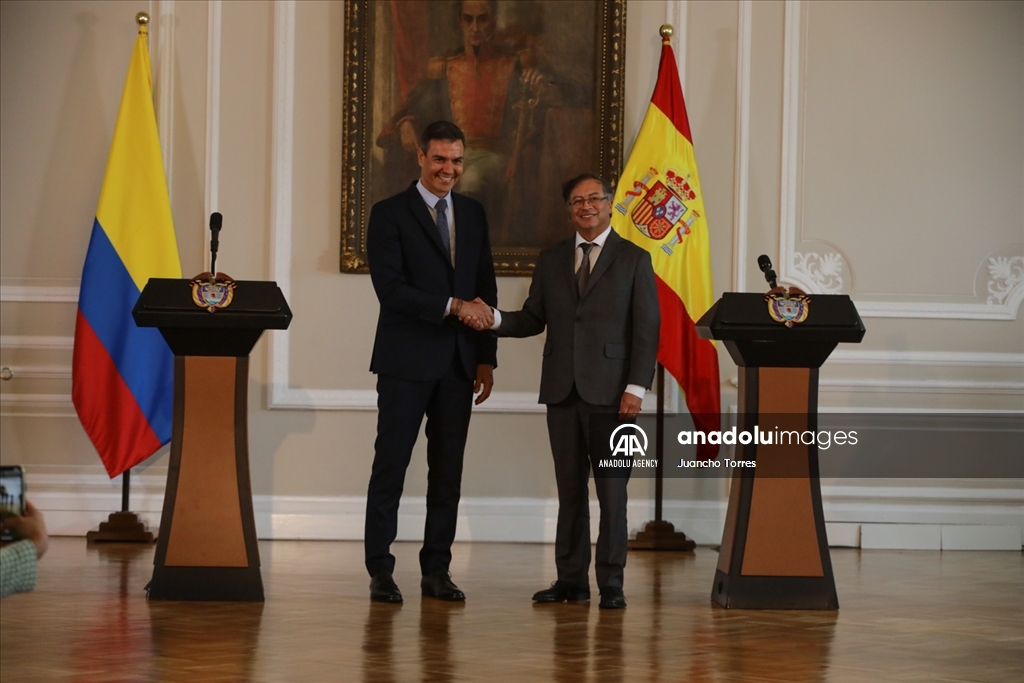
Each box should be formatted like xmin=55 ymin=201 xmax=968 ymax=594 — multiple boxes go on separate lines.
xmin=465 ymin=173 xmax=660 ymax=608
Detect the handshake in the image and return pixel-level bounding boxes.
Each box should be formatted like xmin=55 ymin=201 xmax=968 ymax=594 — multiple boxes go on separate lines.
xmin=454 ymin=297 xmax=494 ymax=331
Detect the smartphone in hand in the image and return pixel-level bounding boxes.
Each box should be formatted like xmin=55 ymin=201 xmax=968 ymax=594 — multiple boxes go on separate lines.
xmin=0 ymin=465 xmax=26 ymax=541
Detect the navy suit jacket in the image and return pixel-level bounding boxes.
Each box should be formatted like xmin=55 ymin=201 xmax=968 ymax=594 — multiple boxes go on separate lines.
xmin=368 ymin=182 xmax=498 ymax=381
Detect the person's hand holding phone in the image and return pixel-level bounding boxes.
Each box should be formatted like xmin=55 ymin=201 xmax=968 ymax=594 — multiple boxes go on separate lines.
xmin=0 ymin=465 xmax=26 ymax=543
xmin=0 ymin=501 xmax=48 ymax=559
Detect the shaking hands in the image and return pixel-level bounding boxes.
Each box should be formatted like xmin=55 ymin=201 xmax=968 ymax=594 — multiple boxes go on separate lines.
xmin=455 ymin=297 xmax=494 ymax=331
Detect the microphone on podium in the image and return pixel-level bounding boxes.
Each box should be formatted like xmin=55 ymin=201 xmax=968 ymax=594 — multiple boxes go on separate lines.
xmin=757 ymin=254 xmax=778 ymax=290
xmin=209 ymin=212 xmax=223 ymax=277
xmin=189 ymin=212 xmax=235 ymax=312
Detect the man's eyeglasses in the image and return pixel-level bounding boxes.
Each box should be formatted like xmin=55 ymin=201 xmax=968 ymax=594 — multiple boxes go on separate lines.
xmin=569 ymin=194 xmax=609 ymax=209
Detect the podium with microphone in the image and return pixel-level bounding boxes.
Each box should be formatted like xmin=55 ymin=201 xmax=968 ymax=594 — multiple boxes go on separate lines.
xmin=133 ymin=213 xmax=291 ymax=601
xmin=696 ymin=256 xmax=864 ymax=609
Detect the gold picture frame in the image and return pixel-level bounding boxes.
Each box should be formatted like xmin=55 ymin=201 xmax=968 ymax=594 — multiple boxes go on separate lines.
xmin=340 ymin=0 xmax=626 ymax=275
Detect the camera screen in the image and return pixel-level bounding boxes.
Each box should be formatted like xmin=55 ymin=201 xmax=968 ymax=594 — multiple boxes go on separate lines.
xmin=0 ymin=469 xmax=25 ymax=524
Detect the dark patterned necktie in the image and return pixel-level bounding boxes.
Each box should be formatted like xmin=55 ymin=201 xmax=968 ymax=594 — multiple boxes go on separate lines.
xmin=435 ymin=198 xmax=451 ymax=262
xmin=576 ymin=242 xmax=595 ymax=297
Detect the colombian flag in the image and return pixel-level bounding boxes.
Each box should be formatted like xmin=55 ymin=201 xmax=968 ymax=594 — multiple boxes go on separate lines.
xmin=611 ymin=36 xmax=720 ymax=458
xmin=73 ymin=21 xmax=181 ymax=479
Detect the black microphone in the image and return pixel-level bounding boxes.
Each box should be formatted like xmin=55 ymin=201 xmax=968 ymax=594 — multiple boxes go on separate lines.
xmin=757 ymin=254 xmax=778 ymax=290
xmin=209 ymin=212 xmax=222 ymax=276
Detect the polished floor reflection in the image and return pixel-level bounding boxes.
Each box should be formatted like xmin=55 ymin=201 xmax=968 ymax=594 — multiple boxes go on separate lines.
xmin=0 ymin=538 xmax=1021 ymax=682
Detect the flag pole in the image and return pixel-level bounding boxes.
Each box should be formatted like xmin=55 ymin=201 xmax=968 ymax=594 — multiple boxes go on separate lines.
xmin=85 ymin=11 xmax=160 ymax=544
xmin=628 ymin=23 xmax=702 ymax=552
xmin=655 ymin=363 xmax=664 ymax=521
xmin=629 ymin=362 xmax=695 ymax=551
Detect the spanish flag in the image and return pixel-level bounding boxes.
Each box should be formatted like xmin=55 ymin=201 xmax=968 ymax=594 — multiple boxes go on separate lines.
xmin=611 ymin=35 xmax=720 ymax=458
xmin=72 ymin=21 xmax=181 ymax=478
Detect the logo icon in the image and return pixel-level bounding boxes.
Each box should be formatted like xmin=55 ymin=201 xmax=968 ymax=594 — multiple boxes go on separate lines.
xmin=609 ymin=424 xmax=648 ymax=458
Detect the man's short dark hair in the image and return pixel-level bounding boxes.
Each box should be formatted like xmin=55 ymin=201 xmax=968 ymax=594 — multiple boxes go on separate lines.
xmin=562 ymin=173 xmax=614 ymax=204
xmin=420 ymin=121 xmax=466 ymax=153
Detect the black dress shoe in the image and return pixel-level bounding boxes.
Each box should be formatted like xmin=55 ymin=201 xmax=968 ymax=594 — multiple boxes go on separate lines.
xmin=532 ymin=580 xmax=591 ymax=603
xmin=598 ymin=587 xmax=626 ymax=609
xmin=420 ymin=572 xmax=466 ymax=601
xmin=369 ymin=572 xmax=403 ymax=603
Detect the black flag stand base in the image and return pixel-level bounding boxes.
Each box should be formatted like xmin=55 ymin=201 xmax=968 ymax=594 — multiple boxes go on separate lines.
xmin=630 ymin=519 xmax=696 ymax=551
xmin=86 ymin=469 xmax=156 ymax=544
xmin=86 ymin=512 xmax=155 ymax=543
xmin=628 ymin=365 xmax=697 ymax=552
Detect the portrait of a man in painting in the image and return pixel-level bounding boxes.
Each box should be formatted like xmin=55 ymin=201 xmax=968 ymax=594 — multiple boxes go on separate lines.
xmin=341 ymin=0 xmax=625 ymax=274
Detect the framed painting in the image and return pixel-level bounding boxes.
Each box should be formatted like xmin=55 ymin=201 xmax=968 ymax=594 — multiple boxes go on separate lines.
xmin=340 ymin=0 xmax=626 ymax=275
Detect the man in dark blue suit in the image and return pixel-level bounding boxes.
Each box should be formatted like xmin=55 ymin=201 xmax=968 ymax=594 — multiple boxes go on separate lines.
xmin=364 ymin=121 xmax=498 ymax=603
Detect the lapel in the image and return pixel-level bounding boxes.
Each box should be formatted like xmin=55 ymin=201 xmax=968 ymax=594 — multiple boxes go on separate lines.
xmin=451 ymin=192 xmax=471 ymax=274
xmin=579 ymin=228 xmax=622 ymax=301
xmin=558 ymin=237 xmax=580 ymax=302
xmin=407 ymin=182 xmax=453 ymax=269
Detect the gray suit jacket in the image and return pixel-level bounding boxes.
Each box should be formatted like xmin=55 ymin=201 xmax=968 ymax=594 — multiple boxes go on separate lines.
xmin=497 ymin=229 xmax=660 ymax=406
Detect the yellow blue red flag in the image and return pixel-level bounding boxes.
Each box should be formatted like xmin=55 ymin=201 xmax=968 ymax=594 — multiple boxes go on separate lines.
xmin=611 ymin=35 xmax=720 ymax=458
xmin=73 ymin=21 xmax=181 ymax=478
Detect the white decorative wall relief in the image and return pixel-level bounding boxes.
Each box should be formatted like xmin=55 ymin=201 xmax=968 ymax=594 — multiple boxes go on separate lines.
xmin=986 ymin=253 xmax=1024 ymax=307
xmin=791 ymin=248 xmax=846 ymax=295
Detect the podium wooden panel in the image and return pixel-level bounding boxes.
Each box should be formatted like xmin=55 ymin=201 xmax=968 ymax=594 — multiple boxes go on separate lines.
xmin=133 ymin=278 xmax=291 ymax=601
xmin=697 ymin=292 xmax=864 ymax=609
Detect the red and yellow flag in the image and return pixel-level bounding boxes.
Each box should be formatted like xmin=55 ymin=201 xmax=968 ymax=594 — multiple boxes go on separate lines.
xmin=611 ymin=36 xmax=720 ymax=458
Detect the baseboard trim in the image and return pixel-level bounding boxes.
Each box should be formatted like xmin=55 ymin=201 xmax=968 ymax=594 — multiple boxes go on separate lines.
xmin=25 ymin=471 xmax=1023 ymax=549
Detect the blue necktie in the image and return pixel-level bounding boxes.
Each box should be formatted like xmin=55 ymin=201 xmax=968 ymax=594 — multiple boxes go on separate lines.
xmin=435 ymin=198 xmax=451 ymax=262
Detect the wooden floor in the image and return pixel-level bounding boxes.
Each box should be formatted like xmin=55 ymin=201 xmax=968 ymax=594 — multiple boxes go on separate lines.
xmin=0 ymin=539 xmax=1021 ymax=682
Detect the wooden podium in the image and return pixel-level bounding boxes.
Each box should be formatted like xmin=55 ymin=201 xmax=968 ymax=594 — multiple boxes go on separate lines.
xmin=697 ymin=292 xmax=864 ymax=609
xmin=133 ymin=278 xmax=292 ymax=601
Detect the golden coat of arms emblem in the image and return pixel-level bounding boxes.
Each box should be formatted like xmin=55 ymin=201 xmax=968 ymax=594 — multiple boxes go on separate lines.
xmin=765 ymin=287 xmax=811 ymax=327
xmin=614 ymin=166 xmax=700 ymax=256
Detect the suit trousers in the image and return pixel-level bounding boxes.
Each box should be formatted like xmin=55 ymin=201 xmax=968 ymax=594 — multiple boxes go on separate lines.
xmin=546 ymin=387 xmax=631 ymax=590
xmin=364 ymin=359 xmax=474 ymax=577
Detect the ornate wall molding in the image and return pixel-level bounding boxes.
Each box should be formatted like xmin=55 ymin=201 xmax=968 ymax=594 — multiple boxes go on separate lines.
xmin=827 ymin=350 xmax=1024 ymax=367
xmin=818 ymin=378 xmax=1023 ymax=395
xmin=776 ymin=0 xmax=1022 ymax=319
xmin=0 ymin=335 xmax=75 ymax=416
xmin=791 ymin=248 xmax=845 ymax=294
xmin=985 ymin=252 xmax=1024 ymax=306
xmin=0 ymin=286 xmax=78 ymax=303
xmin=0 ymin=394 xmax=75 ymax=418
xmin=667 ymin=0 xmax=688 ymax=90
xmin=733 ymin=346 xmax=1024 ymax=395
xmin=0 ymin=365 xmax=71 ymax=380
xmin=204 ymin=0 xmax=223 ymax=270
xmin=732 ymin=0 xmax=752 ymax=292
xmin=0 ymin=335 xmax=74 ymax=350
xmin=153 ymin=0 xmax=176 ymax=195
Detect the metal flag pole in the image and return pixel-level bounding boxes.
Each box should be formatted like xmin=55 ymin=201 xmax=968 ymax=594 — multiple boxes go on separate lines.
xmin=629 ymin=363 xmax=696 ymax=551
